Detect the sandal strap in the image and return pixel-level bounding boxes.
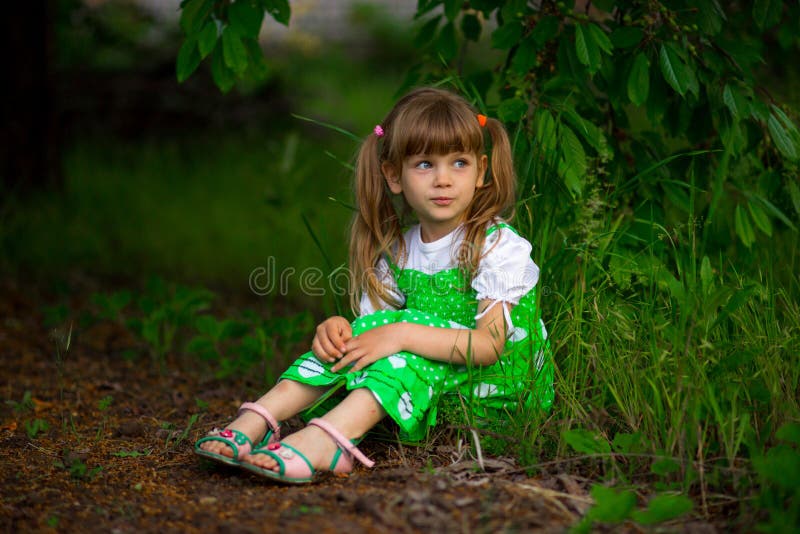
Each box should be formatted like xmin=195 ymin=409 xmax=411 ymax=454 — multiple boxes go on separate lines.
xmin=197 ymin=428 xmax=253 ymax=460
xmin=239 ymin=402 xmax=281 ymax=441
xmin=308 ymin=418 xmax=375 ymax=468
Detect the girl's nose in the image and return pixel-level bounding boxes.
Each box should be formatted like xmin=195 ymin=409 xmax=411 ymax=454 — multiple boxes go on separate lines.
xmin=433 ymin=169 xmax=452 ymax=186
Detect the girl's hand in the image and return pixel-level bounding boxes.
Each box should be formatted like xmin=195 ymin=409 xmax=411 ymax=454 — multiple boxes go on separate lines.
xmin=311 ymin=316 xmax=353 ymax=363
xmin=332 ymin=324 xmax=403 ymax=373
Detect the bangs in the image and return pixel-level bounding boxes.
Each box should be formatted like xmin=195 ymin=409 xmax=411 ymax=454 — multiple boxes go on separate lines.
xmin=388 ymin=100 xmax=484 ymax=160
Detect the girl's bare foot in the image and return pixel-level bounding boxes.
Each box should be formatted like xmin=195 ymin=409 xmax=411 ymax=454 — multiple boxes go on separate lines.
xmin=199 ymin=410 xmax=268 ymax=459
xmin=242 ymin=424 xmax=340 ymax=472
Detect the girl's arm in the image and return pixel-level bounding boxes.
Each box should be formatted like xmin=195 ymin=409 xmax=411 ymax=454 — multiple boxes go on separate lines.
xmin=332 ymin=299 xmax=507 ymax=373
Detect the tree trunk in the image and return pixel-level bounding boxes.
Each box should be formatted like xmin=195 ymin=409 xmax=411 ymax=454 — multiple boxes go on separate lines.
xmin=1 ymin=0 xmax=62 ymax=194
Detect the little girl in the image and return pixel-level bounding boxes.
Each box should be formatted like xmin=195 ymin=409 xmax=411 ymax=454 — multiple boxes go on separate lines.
xmin=196 ymin=87 xmax=553 ymax=483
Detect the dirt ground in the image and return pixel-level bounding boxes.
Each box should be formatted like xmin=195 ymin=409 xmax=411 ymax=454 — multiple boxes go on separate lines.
xmin=0 ymin=282 xmax=715 ymax=533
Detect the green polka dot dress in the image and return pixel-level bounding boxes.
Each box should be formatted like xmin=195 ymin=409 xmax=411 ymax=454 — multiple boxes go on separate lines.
xmin=280 ymin=222 xmax=553 ymax=442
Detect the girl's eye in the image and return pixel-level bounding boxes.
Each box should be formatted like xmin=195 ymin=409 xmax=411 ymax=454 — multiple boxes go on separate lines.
xmin=415 ymin=161 xmax=432 ymax=170
xmin=454 ymin=159 xmax=468 ymax=168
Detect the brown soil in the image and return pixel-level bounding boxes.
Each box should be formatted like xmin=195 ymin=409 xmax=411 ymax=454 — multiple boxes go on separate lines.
xmin=0 ymin=283 xmax=711 ymax=533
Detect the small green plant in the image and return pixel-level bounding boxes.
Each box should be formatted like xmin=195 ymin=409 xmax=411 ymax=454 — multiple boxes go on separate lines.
xmin=45 ymin=515 xmax=59 ymax=528
xmin=571 ymin=484 xmax=693 ymax=532
xmin=126 ymin=276 xmax=214 ymax=372
xmin=24 ymin=418 xmax=49 ymax=439
xmin=6 ymin=390 xmax=35 ymax=414
xmin=69 ymin=461 xmax=103 ymax=481
xmin=753 ymin=423 xmax=800 ymax=532
xmin=91 ymin=290 xmax=132 ymax=322
xmin=184 ymin=314 xmax=249 ymax=373
xmin=95 ymin=395 xmax=113 ymax=441
xmin=56 ymin=454 xmax=103 ymax=482
xmin=162 ymin=413 xmax=201 ymax=449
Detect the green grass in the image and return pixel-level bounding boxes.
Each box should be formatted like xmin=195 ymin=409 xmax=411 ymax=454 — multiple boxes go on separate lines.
xmin=1 ymin=130 xmax=357 ymax=293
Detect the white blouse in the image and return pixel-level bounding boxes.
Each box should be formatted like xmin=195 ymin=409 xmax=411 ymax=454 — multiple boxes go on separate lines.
xmin=359 ymin=222 xmax=539 ymax=327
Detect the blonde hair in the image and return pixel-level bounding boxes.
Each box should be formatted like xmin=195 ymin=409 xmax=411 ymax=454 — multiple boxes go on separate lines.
xmin=350 ymin=87 xmax=517 ymax=315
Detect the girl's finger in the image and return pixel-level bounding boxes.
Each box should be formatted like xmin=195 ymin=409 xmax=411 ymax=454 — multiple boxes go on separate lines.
xmin=332 ymin=350 xmax=361 ymax=372
xmin=318 ymin=333 xmax=342 ymax=360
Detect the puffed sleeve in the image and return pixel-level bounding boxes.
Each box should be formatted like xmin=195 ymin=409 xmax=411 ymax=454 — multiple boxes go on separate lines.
xmin=472 ymin=227 xmax=539 ymax=304
xmin=358 ymin=256 xmax=405 ymax=317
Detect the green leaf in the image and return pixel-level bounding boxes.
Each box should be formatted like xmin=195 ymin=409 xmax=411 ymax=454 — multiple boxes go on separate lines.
xmin=711 ymin=283 xmax=757 ymax=331
xmin=588 ymin=485 xmax=636 ymax=523
xmin=749 ymin=193 xmax=797 ymax=231
xmin=511 ymin=36 xmax=539 ymax=74
xmin=535 ymin=110 xmax=557 ymax=153
xmin=631 ymin=495 xmax=693 ymax=525
xmin=443 ymin=0 xmax=461 ymax=21
xmin=244 ymin=38 xmax=269 ymax=81
xmin=229 ymin=0 xmax=264 ymax=38
xmin=753 ymin=0 xmax=783 ymax=31
xmin=768 ymin=113 xmax=799 ymax=161
xmin=734 ymin=204 xmax=756 ymax=247
xmin=753 ymin=444 xmax=800 ymax=490
xmin=498 ymin=98 xmax=527 ymax=122
xmin=185 ymin=336 xmax=215 ymax=355
xmin=491 ymin=21 xmax=522 ymax=50
xmin=789 ymin=181 xmax=800 ymax=218
xmin=659 ymin=43 xmax=698 ymax=98
xmin=562 ymin=428 xmax=610 ymax=455
xmin=700 ymin=255 xmax=713 ymax=295
xmin=564 ymin=109 xmax=609 ymax=158
xmin=261 ymin=0 xmax=290 ymax=26
xmin=651 ymin=457 xmax=681 ymax=477
xmin=586 ymin=23 xmax=613 ymax=55
xmin=747 ymin=200 xmax=773 ymax=236
xmin=694 ymin=0 xmax=725 ymax=35
xmin=222 ymin=26 xmax=249 ymax=74
xmin=220 ymin=319 xmax=249 ymax=340
xmin=560 ymin=124 xmax=587 ymax=174
xmin=435 ymin=22 xmax=458 ymax=61
xmin=611 ymin=432 xmax=646 ymax=454
xmin=211 ymin=46 xmax=236 ymax=92
xmin=195 ymin=315 xmax=221 ymax=338
xmin=460 ymin=13 xmax=481 ymax=41
xmin=574 ymin=24 xmax=590 ymax=66
xmin=609 ymin=26 xmax=642 ymax=49
xmin=776 ymin=422 xmax=800 ymax=445
xmin=197 ymin=22 xmax=218 ymax=59
xmin=531 ymin=15 xmax=560 ymax=45
xmin=771 ymin=104 xmax=800 ymax=137
xmin=415 ymin=15 xmax=442 ymax=47
xmin=627 ymin=52 xmax=650 ymax=106
xmin=180 ymin=0 xmax=212 ymax=35
xmin=722 ymin=84 xmax=746 ymax=120
xmin=176 ymin=38 xmax=201 ymax=83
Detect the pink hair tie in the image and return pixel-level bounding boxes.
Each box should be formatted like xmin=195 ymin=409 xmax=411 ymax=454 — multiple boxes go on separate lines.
xmin=373 ymin=125 xmax=385 ymax=137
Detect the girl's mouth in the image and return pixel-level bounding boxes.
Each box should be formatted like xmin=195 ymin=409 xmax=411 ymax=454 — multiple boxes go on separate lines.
xmin=432 ymin=197 xmax=454 ymax=206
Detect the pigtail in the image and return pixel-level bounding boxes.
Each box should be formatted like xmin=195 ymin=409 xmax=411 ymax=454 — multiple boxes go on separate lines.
xmin=349 ymin=132 xmax=405 ymax=316
xmin=457 ymin=116 xmax=517 ymax=278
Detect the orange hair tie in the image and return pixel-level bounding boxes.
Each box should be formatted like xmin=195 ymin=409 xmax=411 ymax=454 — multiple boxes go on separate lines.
xmin=477 ymin=114 xmax=488 ymax=127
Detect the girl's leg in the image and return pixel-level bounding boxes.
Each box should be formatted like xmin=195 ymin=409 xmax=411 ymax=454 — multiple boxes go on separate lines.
xmin=200 ymin=379 xmax=327 ymax=458
xmin=245 ymin=387 xmax=386 ymax=471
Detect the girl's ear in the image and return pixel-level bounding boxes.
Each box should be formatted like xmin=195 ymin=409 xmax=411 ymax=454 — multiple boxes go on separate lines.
xmin=381 ymin=161 xmax=403 ymax=194
xmin=477 ymin=154 xmax=488 ymax=187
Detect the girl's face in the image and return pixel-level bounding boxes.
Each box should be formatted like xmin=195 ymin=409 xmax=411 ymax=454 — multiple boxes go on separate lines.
xmin=382 ymin=151 xmax=487 ymax=243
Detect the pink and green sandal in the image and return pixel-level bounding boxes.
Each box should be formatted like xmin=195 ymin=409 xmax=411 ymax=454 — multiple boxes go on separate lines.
xmin=240 ymin=418 xmax=375 ymax=484
xmin=194 ymin=402 xmax=281 ymax=467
